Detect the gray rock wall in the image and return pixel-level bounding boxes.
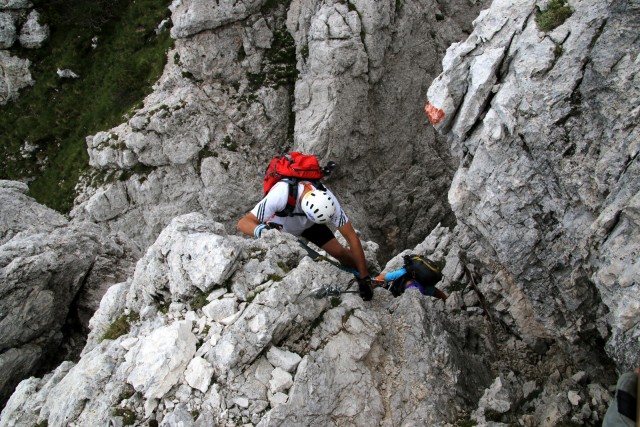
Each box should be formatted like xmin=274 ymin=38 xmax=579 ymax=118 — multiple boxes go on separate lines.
xmin=0 ymin=216 xmax=616 ymax=426
xmin=72 ymin=0 xmax=488 ymax=258
xmin=0 ymin=4 xmax=47 ymax=105
xmin=2 ymin=0 xmax=638 ymax=425
xmin=426 ymin=0 xmax=640 ymax=370
xmin=0 ymin=181 xmax=139 ymax=407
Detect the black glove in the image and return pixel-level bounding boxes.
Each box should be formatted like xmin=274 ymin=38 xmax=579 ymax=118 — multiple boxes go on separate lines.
xmin=357 ymin=276 xmax=374 ymax=301
xmin=265 ymin=222 xmax=283 ymax=231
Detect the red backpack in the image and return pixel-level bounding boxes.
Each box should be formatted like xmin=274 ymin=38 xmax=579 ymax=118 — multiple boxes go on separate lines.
xmin=263 ymin=152 xmax=335 ymax=217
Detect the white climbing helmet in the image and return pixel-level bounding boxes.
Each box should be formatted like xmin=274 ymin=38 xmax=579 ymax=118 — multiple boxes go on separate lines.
xmin=301 ymin=189 xmax=336 ymax=224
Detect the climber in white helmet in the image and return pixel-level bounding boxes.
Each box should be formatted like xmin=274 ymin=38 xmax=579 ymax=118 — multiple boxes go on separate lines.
xmin=237 ymin=180 xmax=374 ymax=301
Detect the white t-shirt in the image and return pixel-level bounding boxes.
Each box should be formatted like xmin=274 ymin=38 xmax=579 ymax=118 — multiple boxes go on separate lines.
xmin=251 ymin=181 xmax=348 ymax=236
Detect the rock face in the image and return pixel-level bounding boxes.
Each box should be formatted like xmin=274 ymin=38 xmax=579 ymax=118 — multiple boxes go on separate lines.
xmin=0 ymin=3 xmax=48 ymax=105
xmin=71 ymin=0 xmax=489 ymax=257
xmin=426 ymin=0 xmax=640 ymax=370
xmin=0 ymin=50 xmax=32 ymax=104
xmin=17 ymin=9 xmax=47 ymax=48
xmin=1 ymin=0 xmax=638 ymax=425
xmin=0 ymin=216 xmax=616 ymax=426
xmin=0 ymin=181 xmax=139 ymax=407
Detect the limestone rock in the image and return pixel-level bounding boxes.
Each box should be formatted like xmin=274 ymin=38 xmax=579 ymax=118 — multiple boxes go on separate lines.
xmin=127 ymin=321 xmax=198 ymax=399
xmin=56 ymin=68 xmax=79 ymax=79
xmin=202 ymin=298 xmax=237 ymax=323
xmin=266 ymin=346 xmax=301 ymax=373
xmin=0 ymin=12 xmax=16 ymax=48
xmin=185 ymin=357 xmax=214 ymax=393
xmin=0 ymin=180 xmax=67 ymax=245
xmin=0 ymin=182 xmax=137 ymax=406
xmin=0 ymin=0 xmax=31 ymax=9
xmin=2 ymin=0 xmax=636 ymax=426
xmin=0 ymin=217 xmax=617 ymax=426
xmin=18 ymin=9 xmax=48 ymax=48
xmin=426 ymin=0 xmax=640 ymax=369
xmin=269 ymin=367 xmax=293 ymax=394
xmin=70 ymin=0 xmax=488 ymax=260
xmin=169 ymin=0 xmax=267 ymax=39
xmin=125 ymin=213 xmax=240 ymax=309
xmin=0 ymin=50 xmax=33 ymax=105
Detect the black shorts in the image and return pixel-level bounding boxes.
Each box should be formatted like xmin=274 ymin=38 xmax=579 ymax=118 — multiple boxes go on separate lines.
xmin=300 ymin=223 xmax=336 ymax=247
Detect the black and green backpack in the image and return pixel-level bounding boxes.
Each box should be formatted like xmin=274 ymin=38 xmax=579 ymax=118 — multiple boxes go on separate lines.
xmin=389 ymin=254 xmax=443 ymax=297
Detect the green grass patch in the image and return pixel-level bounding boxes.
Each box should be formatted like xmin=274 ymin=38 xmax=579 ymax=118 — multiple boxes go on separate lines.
xmin=246 ymin=26 xmax=298 ymax=93
xmin=0 ymin=0 xmax=174 ymax=213
xmin=433 ymin=258 xmax=446 ymax=271
xmin=266 ymin=273 xmax=284 ymax=282
xmin=277 ymin=260 xmax=292 ymax=273
xmin=33 ymin=420 xmax=48 ymax=427
xmin=330 ymin=297 xmax=341 ymax=308
xmin=113 ymin=408 xmax=137 ymax=426
xmin=101 ymin=311 xmax=140 ymax=341
xmin=454 ymin=417 xmax=477 ymax=427
xmin=448 ymin=280 xmax=468 ymax=292
xmin=342 ymin=308 xmax=354 ymax=324
xmin=309 ymin=311 xmax=325 ymax=332
xmin=536 ymin=0 xmax=573 ymax=32
xmin=554 ymin=43 xmax=564 ymax=58
xmin=117 ymin=384 xmax=135 ymax=402
xmin=190 ymin=290 xmax=209 ymax=310
xmin=261 ymin=0 xmax=293 ymax=14
xmin=158 ymin=301 xmax=170 ymax=314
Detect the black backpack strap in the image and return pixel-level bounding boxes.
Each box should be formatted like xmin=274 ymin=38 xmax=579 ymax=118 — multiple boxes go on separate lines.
xmin=274 ymin=179 xmax=328 ymax=217
xmin=274 ymin=179 xmax=306 ymax=217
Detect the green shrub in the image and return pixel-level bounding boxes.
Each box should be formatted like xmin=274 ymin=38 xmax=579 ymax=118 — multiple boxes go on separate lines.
xmin=158 ymin=301 xmax=170 ymax=314
xmin=101 ymin=312 xmax=139 ymax=341
xmin=190 ymin=291 xmax=209 ymax=310
xmin=266 ymin=273 xmax=284 ymax=282
xmin=536 ymin=0 xmax=573 ymax=32
xmin=113 ymin=408 xmax=137 ymax=426
xmin=277 ymin=260 xmax=292 ymax=273
xmin=448 ymin=280 xmax=468 ymax=292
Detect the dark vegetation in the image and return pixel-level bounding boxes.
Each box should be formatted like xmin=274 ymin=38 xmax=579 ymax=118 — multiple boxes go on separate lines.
xmin=0 ymin=0 xmax=174 ymax=212
xmin=536 ymin=0 xmax=573 ymax=32
xmin=101 ymin=311 xmax=140 ymax=341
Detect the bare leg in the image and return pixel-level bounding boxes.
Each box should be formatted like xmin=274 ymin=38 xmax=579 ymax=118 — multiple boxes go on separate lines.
xmin=321 ymin=238 xmax=357 ymax=269
xmin=434 ymin=288 xmax=448 ymax=302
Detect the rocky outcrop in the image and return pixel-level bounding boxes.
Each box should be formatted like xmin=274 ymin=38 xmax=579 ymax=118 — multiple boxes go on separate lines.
xmin=71 ymin=1 xmax=293 ymax=248
xmin=0 ymin=215 xmax=617 ymax=426
xmin=0 ymin=50 xmax=32 ymax=104
xmin=0 ymin=181 xmax=139 ymax=407
xmin=0 ymin=3 xmax=48 ymax=105
xmin=426 ymin=0 xmax=639 ymax=370
xmin=71 ymin=0 xmax=488 ymax=257
xmin=18 ymin=10 xmax=48 ymax=48
xmin=2 ymin=0 xmax=637 ymax=424
xmin=0 ymin=1 xmax=31 ymax=9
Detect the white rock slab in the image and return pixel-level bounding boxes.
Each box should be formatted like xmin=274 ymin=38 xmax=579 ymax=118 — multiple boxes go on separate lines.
xmin=202 ymin=298 xmax=236 ymax=323
xmin=269 ymin=367 xmax=293 ymax=394
xmin=185 ymin=357 xmax=214 ymax=393
xmin=266 ymin=346 xmax=302 ymax=373
xmin=127 ymin=321 xmax=197 ymax=399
